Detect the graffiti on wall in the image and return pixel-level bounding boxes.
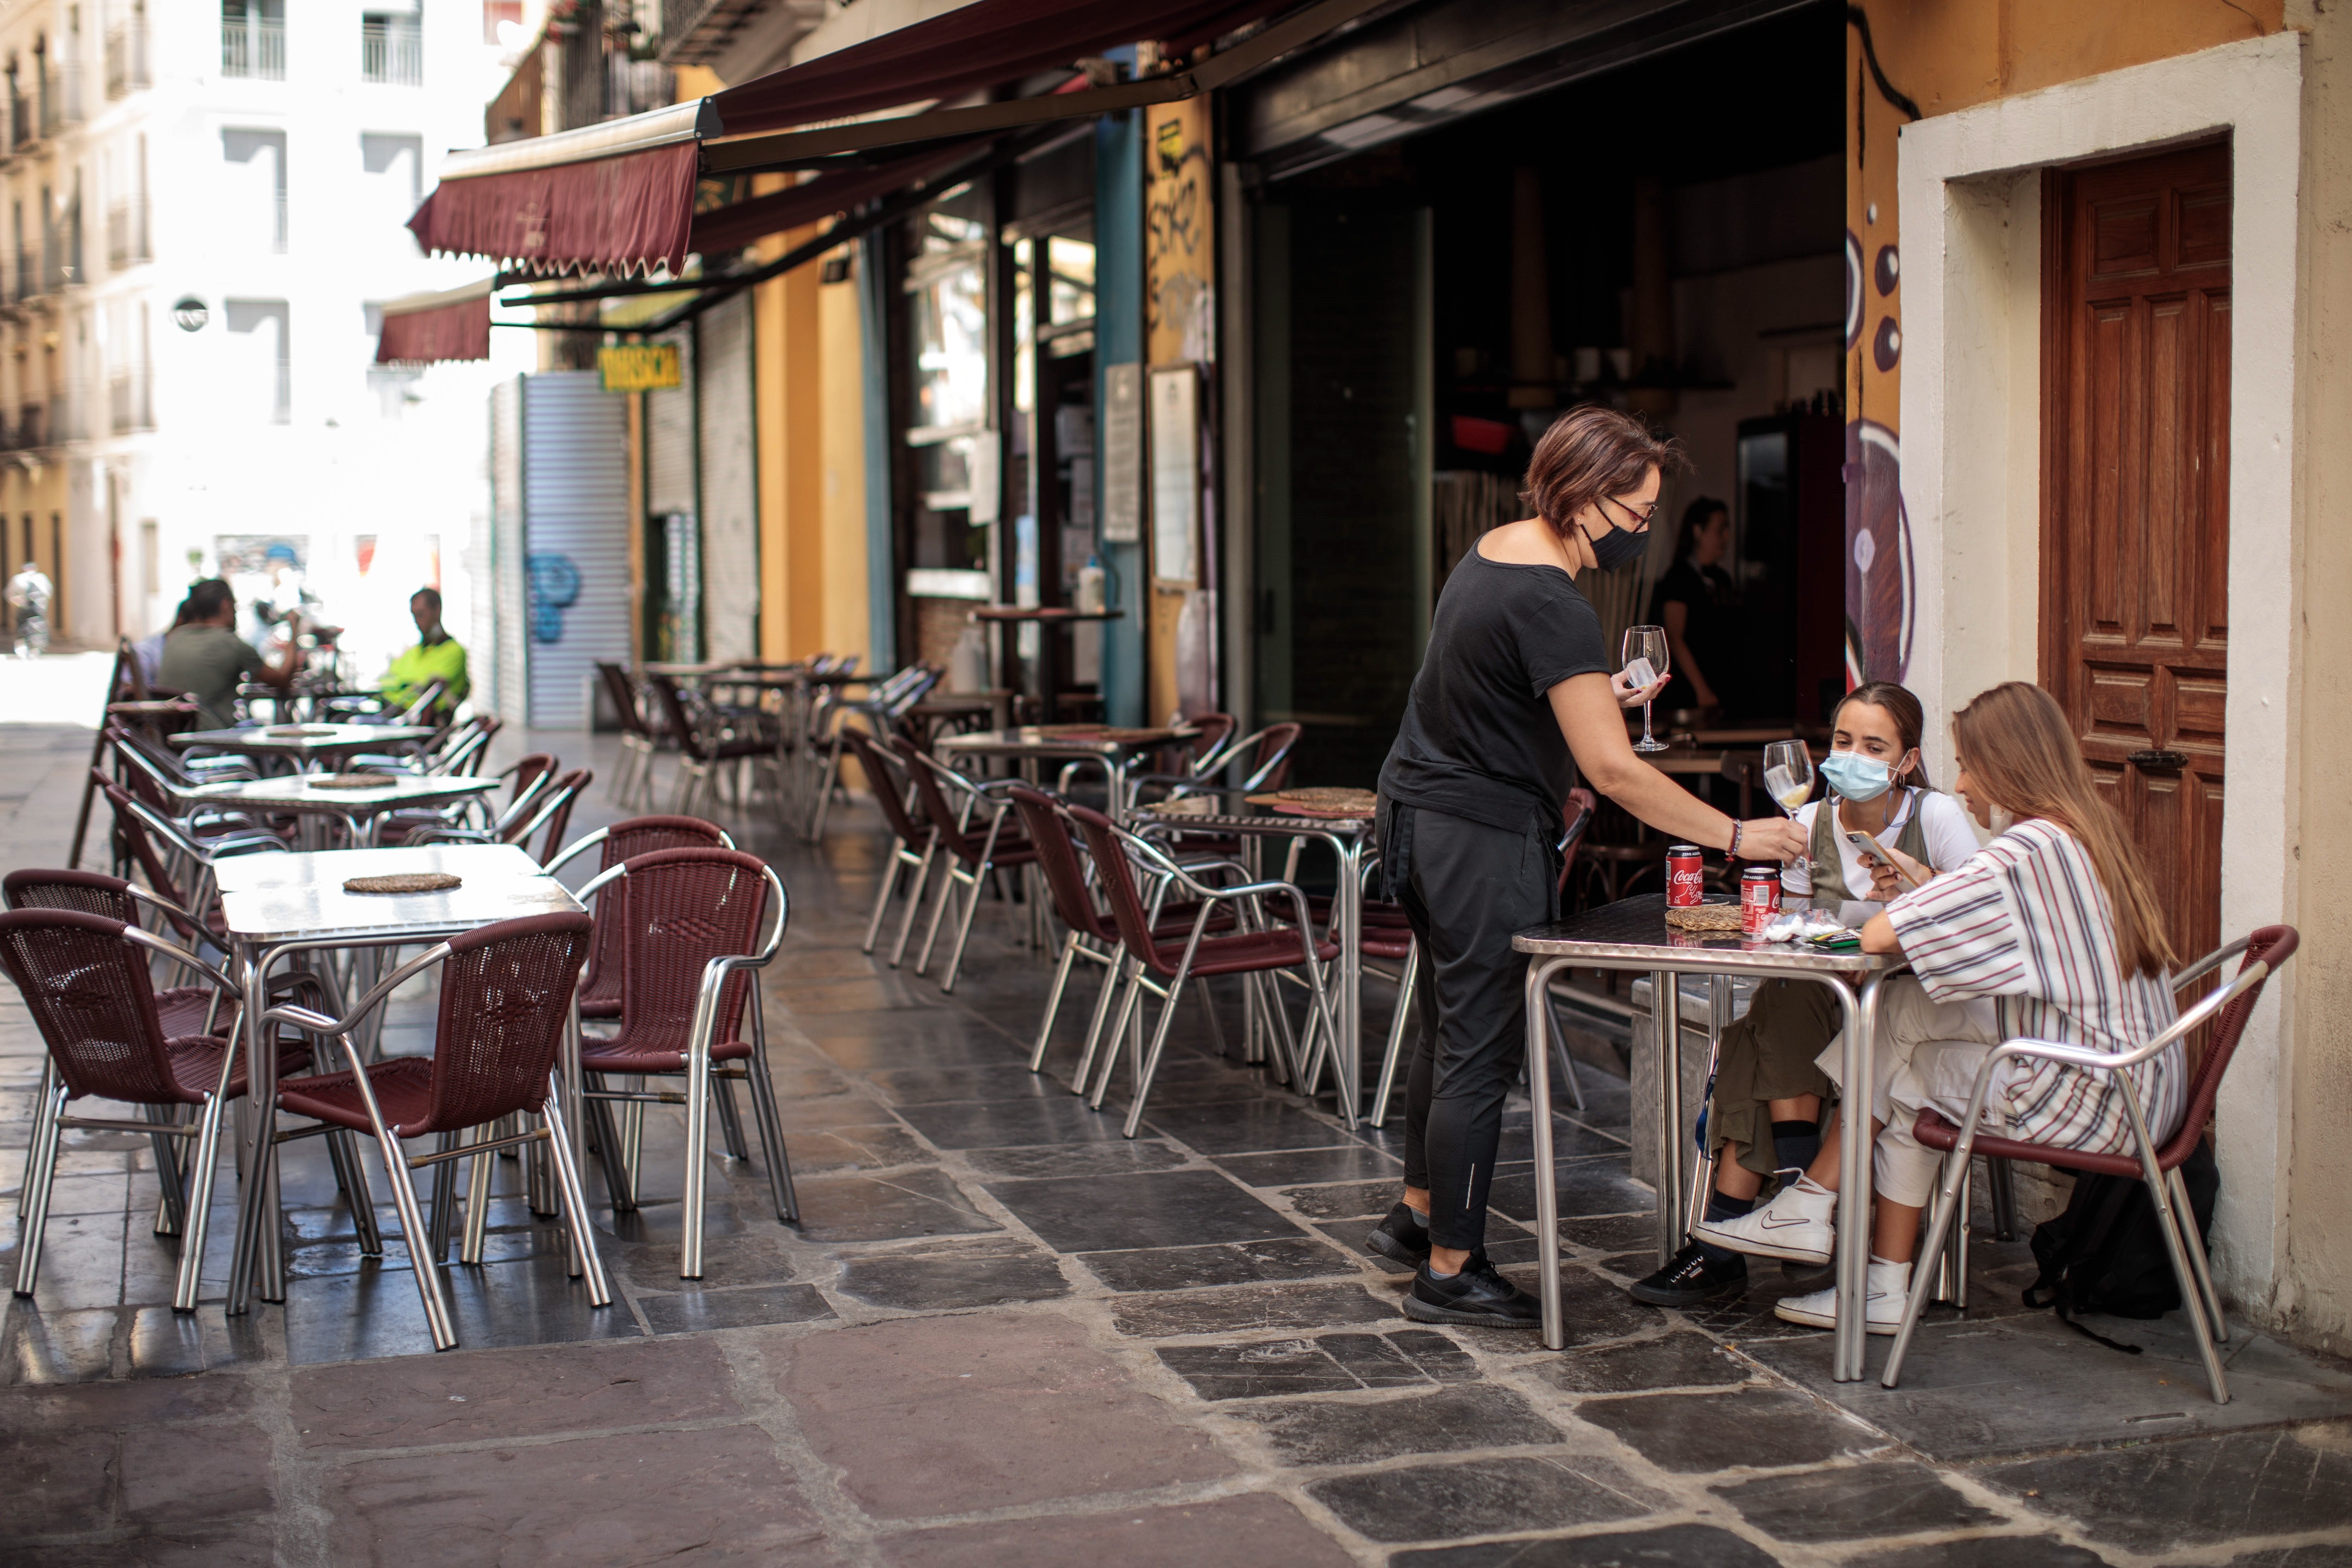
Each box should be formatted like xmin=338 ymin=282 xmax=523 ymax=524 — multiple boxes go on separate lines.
xmin=1844 ymin=6 xmax=1920 ymax=685
xmin=527 ymin=552 xmax=580 ymax=643
xmin=1145 ymin=98 xmax=1214 ymax=367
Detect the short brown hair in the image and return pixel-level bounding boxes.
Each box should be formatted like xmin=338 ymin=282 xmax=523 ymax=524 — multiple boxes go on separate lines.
xmin=1520 ymin=405 xmax=1686 ymax=536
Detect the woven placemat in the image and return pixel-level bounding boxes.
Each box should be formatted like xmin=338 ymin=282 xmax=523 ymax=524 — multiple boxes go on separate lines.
xmin=266 ymin=726 xmax=338 ymax=737
xmin=1664 ymin=902 xmax=1745 ymax=931
xmin=1143 ymin=797 xmax=1219 ymax=817
xmin=304 ymin=774 xmax=386 ymax=791
xmin=343 ymin=872 xmax=461 ymax=895
xmin=1032 ymin=725 xmax=1186 ymax=743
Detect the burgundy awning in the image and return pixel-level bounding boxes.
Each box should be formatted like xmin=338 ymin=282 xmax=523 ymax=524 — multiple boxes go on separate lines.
xmin=688 ymin=149 xmax=973 ymax=256
xmin=374 ymin=279 xmax=494 ymax=365
xmin=708 ymin=0 xmax=1287 ymax=137
xmin=409 ymin=139 xmax=702 ymax=278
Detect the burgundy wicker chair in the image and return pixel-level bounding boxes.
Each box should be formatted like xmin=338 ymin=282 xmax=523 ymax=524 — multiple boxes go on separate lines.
xmin=573 ymin=848 xmax=795 ymax=1277
xmin=1884 ymin=925 xmax=2298 ymax=1405
xmin=255 ymin=911 xmax=608 ymax=1352
xmin=0 ymin=908 xmax=280 ymax=1310
xmin=889 ymin=734 xmax=1039 ymax=991
xmin=649 ymin=675 xmax=776 ymax=818
xmin=1067 ymin=802 xmax=1344 ymax=1137
xmin=842 ymin=726 xmax=939 ymax=967
xmin=1010 ymin=785 xmax=1235 ymax=1089
xmin=547 ymin=816 xmax=738 ymax=1023
xmin=597 ymin=662 xmax=660 ymax=808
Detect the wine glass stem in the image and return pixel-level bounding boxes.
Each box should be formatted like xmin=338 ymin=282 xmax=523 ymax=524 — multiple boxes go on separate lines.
xmin=1641 ymin=702 xmax=1655 ymax=747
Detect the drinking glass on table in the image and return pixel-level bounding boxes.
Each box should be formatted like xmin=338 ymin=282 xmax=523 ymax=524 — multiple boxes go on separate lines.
xmin=1762 ymin=738 xmax=1813 ymax=872
xmin=1622 ymin=625 xmax=1670 ymax=753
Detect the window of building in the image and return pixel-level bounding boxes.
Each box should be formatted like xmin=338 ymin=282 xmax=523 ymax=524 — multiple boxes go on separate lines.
xmin=360 ymin=302 xmax=421 ymax=419
xmin=222 ymin=128 xmax=286 ymax=252
xmin=361 ymin=0 xmax=421 ymax=87
xmin=360 ymin=132 xmax=421 ymax=248
xmin=107 ymin=0 xmax=150 ymax=100
xmin=221 ymin=0 xmax=284 ymax=81
xmin=224 ymin=299 xmax=289 ymax=423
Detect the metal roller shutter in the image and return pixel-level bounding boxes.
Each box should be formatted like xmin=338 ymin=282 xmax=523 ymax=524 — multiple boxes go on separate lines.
xmin=696 ymin=293 xmax=758 ymax=666
xmin=520 ymin=371 xmax=631 ymax=728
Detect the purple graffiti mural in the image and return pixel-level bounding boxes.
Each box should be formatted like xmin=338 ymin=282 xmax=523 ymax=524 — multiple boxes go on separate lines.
xmin=1841 ymin=419 xmax=1912 ymax=684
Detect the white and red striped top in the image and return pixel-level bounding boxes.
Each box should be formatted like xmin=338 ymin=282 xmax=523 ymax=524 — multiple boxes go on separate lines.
xmin=1884 ymin=817 xmax=2183 ymax=1155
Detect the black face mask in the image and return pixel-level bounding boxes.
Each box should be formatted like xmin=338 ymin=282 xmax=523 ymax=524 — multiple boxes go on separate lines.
xmin=1579 ymin=516 xmax=1648 ymax=572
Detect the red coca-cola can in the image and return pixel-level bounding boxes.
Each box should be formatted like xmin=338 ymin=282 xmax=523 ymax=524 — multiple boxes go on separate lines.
xmin=1740 ymin=865 xmax=1783 ymax=936
xmin=1666 ymin=846 xmax=1705 ymax=908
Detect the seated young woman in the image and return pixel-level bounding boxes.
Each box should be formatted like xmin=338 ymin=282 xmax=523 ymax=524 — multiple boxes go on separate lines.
xmin=1631 ymin=681 xmax=1980 ymax=1306
xmin=1692 ymin=680 xmax=2184 ymax=1333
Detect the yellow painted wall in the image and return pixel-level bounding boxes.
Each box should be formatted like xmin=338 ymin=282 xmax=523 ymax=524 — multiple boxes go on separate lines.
xmin=1144 ymin=94 xmax=1214 ymax=724
xmin=818 ymin=247 xmax=871 ymax=668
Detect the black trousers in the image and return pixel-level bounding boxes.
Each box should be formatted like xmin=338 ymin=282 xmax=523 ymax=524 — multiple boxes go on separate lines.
xmin=1386 ymin=802 xmax=1560 ymax=1252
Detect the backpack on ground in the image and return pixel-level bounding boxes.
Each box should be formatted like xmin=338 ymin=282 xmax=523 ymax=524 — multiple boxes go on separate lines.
xmin=2021 ymin=1139 xmax=2219 ymax=1353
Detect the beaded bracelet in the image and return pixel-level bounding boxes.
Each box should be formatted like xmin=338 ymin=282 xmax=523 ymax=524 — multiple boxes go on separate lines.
xmin=1728 ymin=819 xmax=1744 ymax=857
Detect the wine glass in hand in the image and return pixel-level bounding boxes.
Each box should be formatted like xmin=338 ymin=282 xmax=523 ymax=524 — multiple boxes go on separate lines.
xmin=1762 ymin=739 xmax=1813 ymax=872
xmin=1623 ymin=625 xmax=1670 ymax=753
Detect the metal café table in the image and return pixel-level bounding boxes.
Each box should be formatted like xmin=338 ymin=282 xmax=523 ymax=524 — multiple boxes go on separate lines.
xmin=172 ymin=772 xmax=499 ymax=847
xmin=212 ymin=843 xmax=588 ymax=1314
xmin=933 ymin=723 xmax=1194 ymax=816
xmin=168 ymin=722 xmax=440 ymax=771
xmin=1135 ymin=789 xmax=1375 ymax=1126
xmin=1514 ymin=893 xmax=1897 ymax=1381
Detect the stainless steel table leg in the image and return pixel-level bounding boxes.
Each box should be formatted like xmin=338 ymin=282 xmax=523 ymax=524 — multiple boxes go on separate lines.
xmin=1826 ymin=971 xmax=1883 ymax=1382
xmin=1337 ymin=837 xmax=1364 ymax=1125
xmin=1526 ymin=956 xmax=1571 ymax=1350
xmin=1654 ymin=968 xmax=1683 ymax=1268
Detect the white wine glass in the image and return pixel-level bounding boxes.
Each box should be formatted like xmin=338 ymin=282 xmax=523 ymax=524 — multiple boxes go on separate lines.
xmin=1624 ymin=625 xmax=1670 ymax=753
xmin=1762 ymin=739 xmax=1813 ymax=872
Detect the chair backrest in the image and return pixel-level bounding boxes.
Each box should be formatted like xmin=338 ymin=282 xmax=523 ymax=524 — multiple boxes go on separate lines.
xmin=596 ymin=662 xmax=648 ymax=741
xmin=416 ymin=911 xmax=595 ymax=1135
xmin=1182 ymin=711 xmax=1238 ymax=773
xmin=500 ymin=754 xmax=558 ymax=816
xmin=888 ymin=735 xmax=994 ymax=865
xmin=5 ymin=867 xmax=138 ymax=920
xmin=0 ymin=908 xmax=194 ymax=1105
xmin=616 ymin=848 xmax=774 ymax=1046
xmin=2160 ymin=925 xmax=2297 ymax=1164
xmin=1066 ymin=803 xmax=1175 ymax=974
xmin=579 ymin=816 xmax=735 ymax=1001
xmin=841 ymin=727 xmax=932 ymax=852
xmin=518 ymin=769 xmax=591 ymax=863
xmin=436 ymin=715 xmax=499 ymax=775
xmin=96 ymin=776 xmax=199 ymax=937
xmin=647 ymin=675 xmax=712 ymax=762
xmin=1010 ymin=786 xmax=1114 ymax=943
xmin=392 ymin=678 xmax=448 ymax=726
xmin=1224 ymin=723 xmax=1302 ymax=791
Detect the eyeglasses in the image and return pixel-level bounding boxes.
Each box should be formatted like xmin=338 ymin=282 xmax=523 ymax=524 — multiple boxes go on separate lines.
xmin=1600 ymin=493 xmax=1660 ymax=529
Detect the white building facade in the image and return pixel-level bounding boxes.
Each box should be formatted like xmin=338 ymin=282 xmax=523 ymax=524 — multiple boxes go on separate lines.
xmin=4 ymin=0 xmax=516 ymax=676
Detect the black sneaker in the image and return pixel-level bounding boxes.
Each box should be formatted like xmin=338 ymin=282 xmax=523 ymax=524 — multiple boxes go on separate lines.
xmin=1365 ymin=1202 xmax=1434 ymax=1268
xmin=1404 ymin=1251 xmax=1543 ymax=1329
xmin=1627 ymin=1242 xmax=1748 ymax=1306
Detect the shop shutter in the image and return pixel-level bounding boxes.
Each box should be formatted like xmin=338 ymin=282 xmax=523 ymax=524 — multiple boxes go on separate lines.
xmin=520 ymin=371 xmax=631 ymax=728
xmin=696 ymin=293 xmax=758 ymax=665
xmin=645 ymin=327 xmax=698 ymax=660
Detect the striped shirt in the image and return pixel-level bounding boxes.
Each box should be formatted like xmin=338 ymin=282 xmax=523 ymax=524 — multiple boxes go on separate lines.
xmin=1884 ymin=817 xmax=2182 ymax=1155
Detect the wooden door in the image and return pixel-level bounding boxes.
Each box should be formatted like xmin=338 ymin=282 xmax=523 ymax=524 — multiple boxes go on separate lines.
xmin=2042 ymin=141 xmax=2231 ymax=971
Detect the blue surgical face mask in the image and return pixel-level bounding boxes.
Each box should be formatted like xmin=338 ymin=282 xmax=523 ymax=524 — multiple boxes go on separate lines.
xmin=1820 ymin=750 xmax=1898 ymax=803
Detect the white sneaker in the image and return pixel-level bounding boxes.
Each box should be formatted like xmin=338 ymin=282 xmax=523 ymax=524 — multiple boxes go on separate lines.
xmin=1691 ymin=1175 xmax=1836 ymax=1265
xmin=1774 ymin=1258 xmax=1913 ymax=1335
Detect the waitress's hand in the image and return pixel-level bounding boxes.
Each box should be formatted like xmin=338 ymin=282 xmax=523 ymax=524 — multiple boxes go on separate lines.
xmin=1738 ymin=817 xmax=1809 ymax=863
xmin=1609 ymin=667 xmax=1670 ymax=709
xmin=1859 ymin=843 xmax=1933 ymax=901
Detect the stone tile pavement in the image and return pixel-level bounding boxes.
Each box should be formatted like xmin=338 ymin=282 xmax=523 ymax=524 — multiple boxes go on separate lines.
xmin=2 ymin=717 xmax=2350 ymax=1566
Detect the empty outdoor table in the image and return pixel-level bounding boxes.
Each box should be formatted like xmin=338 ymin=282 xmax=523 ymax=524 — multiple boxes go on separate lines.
xmin=1512 ymin=893 xmax=1898 ymax=1380
xmin=934 ymin=723 xmax=1194 ymax=815
xmin=168 ymin=722 xmax=440 ymax=771
xmin=1134 ymin=788 xmax=1376 ymax=1124
xmin=172 ymin=771 xmax=499 ymax=847
xmin=211 ymin=843 xmax=588 ymax=1314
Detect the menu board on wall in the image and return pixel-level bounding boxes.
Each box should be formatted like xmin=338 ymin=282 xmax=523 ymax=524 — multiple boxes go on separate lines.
xmin=1148 ymin=364 xmax=1199 ymax=586
xmin=1101 ymin=361 xmax=1142 ymax=544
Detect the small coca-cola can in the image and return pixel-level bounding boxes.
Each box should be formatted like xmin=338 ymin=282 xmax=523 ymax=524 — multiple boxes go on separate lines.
xmin=1741 ymin=865 xmax=1783 ymax=936
xmin=1666 ymin=846 xmax=1705 ymax=908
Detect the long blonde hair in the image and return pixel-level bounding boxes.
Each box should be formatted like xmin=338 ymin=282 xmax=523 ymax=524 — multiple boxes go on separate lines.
xmin=1952 ymin=682 xmax=2177 ymax=978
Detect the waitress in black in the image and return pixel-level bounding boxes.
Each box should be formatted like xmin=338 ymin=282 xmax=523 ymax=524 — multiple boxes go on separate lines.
xmin=1371 ymin=406 xmax=1806 ymax=1328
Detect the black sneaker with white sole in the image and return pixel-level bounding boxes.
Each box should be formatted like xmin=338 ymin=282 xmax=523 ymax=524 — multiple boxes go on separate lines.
xmin=1364 ymin=1202 xmax=1433 ymax=1268
xmin=1403 ymin=1251 xmax=1543 ymax=1328
xmin=1627 ymin=1242 xmax=1748 ymax=1306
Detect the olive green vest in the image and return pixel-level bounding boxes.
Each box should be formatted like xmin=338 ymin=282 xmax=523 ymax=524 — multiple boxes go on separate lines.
xmin=1807 ymin=787 xmax=1932 ymax=901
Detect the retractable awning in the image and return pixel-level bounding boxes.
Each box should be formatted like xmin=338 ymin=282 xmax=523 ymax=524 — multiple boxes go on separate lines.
xmin=687 ymin=148 xmax=972 ymax=258
xmin=374 ymin=277 xmax=494 ymax=364
xmin=409 ymin=0 xmax=1381 ymax=278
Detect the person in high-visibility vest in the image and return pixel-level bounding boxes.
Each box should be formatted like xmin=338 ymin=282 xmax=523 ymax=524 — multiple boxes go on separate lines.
xmin=382 ymin=586 xmax=469 ymax=717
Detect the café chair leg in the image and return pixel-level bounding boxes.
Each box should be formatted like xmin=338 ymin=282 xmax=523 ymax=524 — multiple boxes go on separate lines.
xmin=1371 ymin=942 xmax=1421 ymax=1128
xmin=888 ymin=846 xmax=936 ymax=969
xmin=169 ymin=1091 xmax=235 ymax=1313
xmin=146 ymin=1104 xmax=190 ymax=1237
xmin=540 ymin=1093 xmax=611 ymax=1304
xmin=372 ymin=1125 xmax=458 ymax=1352
xmin=713 ymin=1075 xmax=750 ymax=1161
xmin=461 ymin=1127 xmax=495 ymax=1266
xmin=1028 ymin=930 xmax=1088 ymax=1071
xmin=335 ymin=1132 xmax=382 ymax=1255
xmin=2172 ymin=1164 xmax=2228 ymax=1342
xmin=427 ymin=1130 xmax=460 ymax=1264
xmin=13 ymin=1078 xmax=67 ymax=1296
xmin=1067 ymin=953 xmax=1126 ymax=1095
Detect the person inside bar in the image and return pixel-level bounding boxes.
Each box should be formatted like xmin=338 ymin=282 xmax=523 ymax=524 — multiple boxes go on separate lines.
xmin=157 ymin=578 xmax=304 ymax=729
xmin=1693 ymin=681 xmax=2183 ymax=1334
xmin=381 ymin=587 xmax=469 ymax=717
xmin=1368 ymin=405 xmax=1807 ymax=1329
xmin=1646 ymin=495 xmax=1736 ymax=719
xmin=1628 ymin=680 xmax=1981 ymax=1308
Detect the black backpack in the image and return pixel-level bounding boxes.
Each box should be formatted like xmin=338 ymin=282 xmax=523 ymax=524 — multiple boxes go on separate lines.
xmin=2023 ymin=1140 xmax=2218 ymax=1352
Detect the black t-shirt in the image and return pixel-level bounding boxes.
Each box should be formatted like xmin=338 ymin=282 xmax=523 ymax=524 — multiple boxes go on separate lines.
xmin=1378 ymin=544 xmax=1612 ymax=834
xmin=1647 ymin=558 xmax=1735 ymax=713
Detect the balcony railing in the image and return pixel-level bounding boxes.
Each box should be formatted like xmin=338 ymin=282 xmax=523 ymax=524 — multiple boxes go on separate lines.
xmin=14 ymin=250 xmax=31 ymax=302
xmin=41 ymin=68 xmax=80 ymax=137
xmin=107 ymin=200 xmax=150 ymax=270
xmin=223 ymin=18 xmax=286 ymax=80
xmin=109 ymin=369 xmax=152 ymax=434
xmin=17 ymin=401 xmax=42 ymax=449
xmin=106 ymin=20 xmax=150 ymax=99
xmin=361 ymin=18 xmax=422 ymax=86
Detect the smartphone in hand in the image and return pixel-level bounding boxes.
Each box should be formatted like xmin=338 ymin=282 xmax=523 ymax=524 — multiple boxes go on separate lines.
xmin=1844 ymin=830 xmax=1926 ymax=891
